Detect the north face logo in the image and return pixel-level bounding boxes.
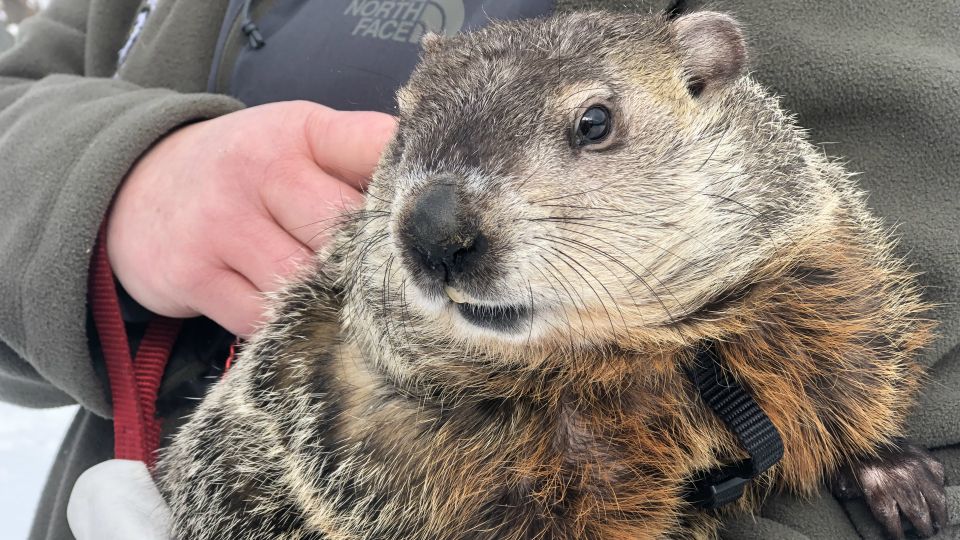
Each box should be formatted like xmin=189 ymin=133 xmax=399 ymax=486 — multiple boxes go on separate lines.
xmin=344 ymin=0 xmax=466 ymax=43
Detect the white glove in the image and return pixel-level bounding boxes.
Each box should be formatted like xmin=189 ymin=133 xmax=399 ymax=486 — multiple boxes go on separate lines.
xmin=67 ymin=459 xmax=172 ymax=540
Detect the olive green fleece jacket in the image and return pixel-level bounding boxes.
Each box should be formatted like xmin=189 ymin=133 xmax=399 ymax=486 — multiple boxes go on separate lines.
xmin=0 ymin=0 xmax=243 ymax=416
xmin=0 ymin=1 xmax=957 ymax=539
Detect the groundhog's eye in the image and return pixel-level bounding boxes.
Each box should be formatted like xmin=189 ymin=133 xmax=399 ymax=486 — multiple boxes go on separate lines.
xmin=573 ymin=105 xmax=612 ymax=148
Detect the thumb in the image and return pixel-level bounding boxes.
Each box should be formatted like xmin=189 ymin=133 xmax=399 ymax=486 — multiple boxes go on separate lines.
xmin=303 ymin=105 xmax=397 ymax=190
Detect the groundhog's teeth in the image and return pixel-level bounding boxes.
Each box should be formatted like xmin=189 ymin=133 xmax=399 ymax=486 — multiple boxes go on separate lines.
xmin=444 ymin=285 xmax=474 ymax=304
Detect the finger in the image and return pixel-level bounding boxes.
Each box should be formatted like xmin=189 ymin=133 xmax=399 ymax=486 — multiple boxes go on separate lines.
xmin=895 ymin=484 xmax=935 ymax=538
xmin=921 ymin=453 xmax=946 ymax=485
xmin=259 ymin=165 xmax=365 ymax=249
xmin=191 ymin=270 xmax=266 ymax=338
xmin=303 ymin=106 xmax=397 ymax=190
xmin=219 ymin=221 xmax=314 ymax=293
xmin=919 ymin=470 xmax=949 ymax=531
xmin=867 ymin=492 xmax=906 ymax=540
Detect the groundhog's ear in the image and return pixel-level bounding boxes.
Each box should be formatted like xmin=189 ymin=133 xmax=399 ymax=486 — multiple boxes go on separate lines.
xmin=396 ymin=85 xmax=416 ymax=113
xmin=671 ymin=11 xmax=747 ymax=98
xmin=420 ymin=32 xmax=444 ymax=54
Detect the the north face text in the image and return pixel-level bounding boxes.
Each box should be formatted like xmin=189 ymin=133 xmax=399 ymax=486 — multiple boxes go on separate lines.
xmin=344 ymin=0 xmax=465 ymax=42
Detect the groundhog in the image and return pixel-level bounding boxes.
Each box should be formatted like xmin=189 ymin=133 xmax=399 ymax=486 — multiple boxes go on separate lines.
xmin=157 ymin=11 xmax=947 ymax=540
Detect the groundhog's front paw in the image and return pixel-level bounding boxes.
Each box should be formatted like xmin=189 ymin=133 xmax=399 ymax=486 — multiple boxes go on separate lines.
xmin=831 ymin=443 xmax=947 ymax=539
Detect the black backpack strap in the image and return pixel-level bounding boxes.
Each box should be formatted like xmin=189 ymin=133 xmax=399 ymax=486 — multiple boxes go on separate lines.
xmin=683 ymin=341 xmax=785 ymax=509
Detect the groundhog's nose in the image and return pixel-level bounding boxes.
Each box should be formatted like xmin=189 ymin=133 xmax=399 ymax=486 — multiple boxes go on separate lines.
xmin=402 ymin=182 xmax=488 ymax=282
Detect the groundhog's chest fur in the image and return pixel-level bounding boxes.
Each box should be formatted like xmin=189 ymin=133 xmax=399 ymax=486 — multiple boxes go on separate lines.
xmin=159 ymin=230 xmax=930 ymax=539
xmin=158 ymin=10 xmax=938 ymax=540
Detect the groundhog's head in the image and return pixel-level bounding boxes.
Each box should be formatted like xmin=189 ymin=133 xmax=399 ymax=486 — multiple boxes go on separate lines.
xmin=345 ymin=11 xmax=826 ymax=357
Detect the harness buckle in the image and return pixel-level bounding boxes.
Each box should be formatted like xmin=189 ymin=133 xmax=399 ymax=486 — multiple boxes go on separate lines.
xmin=685 ymin=460 xmax=753 ymax=509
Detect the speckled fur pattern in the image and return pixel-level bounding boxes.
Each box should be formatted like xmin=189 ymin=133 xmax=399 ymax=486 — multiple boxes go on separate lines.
xmin=158 ymin=12 xmax=934 ymax=540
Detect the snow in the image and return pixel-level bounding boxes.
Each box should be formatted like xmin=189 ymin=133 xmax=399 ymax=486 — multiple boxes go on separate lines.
xmin=0 ymin=403 xmax=79 ymax=540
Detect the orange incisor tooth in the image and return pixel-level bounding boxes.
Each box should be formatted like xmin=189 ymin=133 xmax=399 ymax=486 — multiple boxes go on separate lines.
xmin=444 ymin=285 xmax=471 ymax=304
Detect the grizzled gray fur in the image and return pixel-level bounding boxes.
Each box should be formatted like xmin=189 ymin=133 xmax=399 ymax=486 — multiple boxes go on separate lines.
xmin=158 ymin=11 xmax=945 ymax=540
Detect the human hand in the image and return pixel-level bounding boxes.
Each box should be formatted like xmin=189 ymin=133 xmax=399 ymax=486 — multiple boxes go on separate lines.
xmin=106 ymin=101 xmax=396 ymax=337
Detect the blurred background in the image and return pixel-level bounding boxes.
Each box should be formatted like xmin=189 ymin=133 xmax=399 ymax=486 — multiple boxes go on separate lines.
xmin=1 ymin=0 xmax=45 ymax=51
xmin=1 ymin=5 xmax=79 ymax=540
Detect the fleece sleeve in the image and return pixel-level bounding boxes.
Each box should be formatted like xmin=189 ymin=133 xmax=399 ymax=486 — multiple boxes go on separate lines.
xmin=0 ymin=0 xmax=243 ymax=416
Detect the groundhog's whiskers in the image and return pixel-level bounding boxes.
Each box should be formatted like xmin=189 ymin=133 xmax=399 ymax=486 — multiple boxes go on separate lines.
xmin=542 ymin=245 xmax=625 ymax=334
xmin=290 ymin=209 xmax=390 ymax=232
xmin=532 ymin=236 xmax=647 ymax=328
xmin=544 ymin=233 xmax=677 ymax=325
xmin=699 ymin=192 xmax=796 ymax=250
xmin=302 ymin=210 xmax=390 ymax=250
xmin=554 ymin=223 xmax=694 ymax=266
xmin=527 ymin=259 xmax=580 ymax=349
xmin=537 ymin=253 xmax=590 ymax=336
xmin=527 ymin=214 xmax=712 ymax=254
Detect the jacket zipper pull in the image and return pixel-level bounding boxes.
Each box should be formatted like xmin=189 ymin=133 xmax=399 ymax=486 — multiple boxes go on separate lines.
xmin=241 ymin=0 xmax=266 ymax=49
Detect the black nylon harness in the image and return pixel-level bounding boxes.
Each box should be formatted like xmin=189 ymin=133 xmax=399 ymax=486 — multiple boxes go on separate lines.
xmin=683 ymin=341 xmax=785 ymax=509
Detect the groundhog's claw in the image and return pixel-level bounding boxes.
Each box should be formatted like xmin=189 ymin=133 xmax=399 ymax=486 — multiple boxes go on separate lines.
xmin=831 ymin=443 xmax=947 ymax=539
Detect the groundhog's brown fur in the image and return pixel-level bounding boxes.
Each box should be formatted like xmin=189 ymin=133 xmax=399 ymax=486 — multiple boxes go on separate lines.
xmin=158 ymin=11 xmax=936 ymax=539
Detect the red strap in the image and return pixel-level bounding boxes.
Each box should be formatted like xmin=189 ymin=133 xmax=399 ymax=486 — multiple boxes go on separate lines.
xmin=89 ymin=225 xmax=181 ymax=469
xmin=224 ymin=341 xmax=237 ymax=373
